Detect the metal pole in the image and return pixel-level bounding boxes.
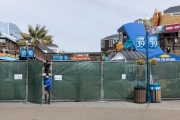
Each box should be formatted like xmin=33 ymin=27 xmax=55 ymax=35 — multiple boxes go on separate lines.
xmin=98 ymin=61 xmax=106 ymax=103
xmin=26 ymin=45 xmax=28 ymax=102
xmin=26 ymin=60 xmax=28 ymax=102
xmin=146 ymin=31 xmax=151 ymax=103
xmin=100 ymin=61 xmax=104 ymax=100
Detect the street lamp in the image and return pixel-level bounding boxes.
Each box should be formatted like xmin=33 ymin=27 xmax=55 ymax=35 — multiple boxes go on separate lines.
xmin=25 ymin=41 xmax=29 ymax=60
xmin=143 ymin=15 xmax=151 ymax=103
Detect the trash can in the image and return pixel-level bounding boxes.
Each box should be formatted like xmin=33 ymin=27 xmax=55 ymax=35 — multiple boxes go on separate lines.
xmin=134 ymin=86 xmax=146 ymax=103
xmin=150 ymin=83 xmax=161 ymax=103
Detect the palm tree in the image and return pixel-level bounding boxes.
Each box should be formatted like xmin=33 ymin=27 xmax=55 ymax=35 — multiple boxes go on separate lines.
xmin=41 ymin=35 xmax=53 ymax=45
xmin=18 ymin=24 xmax=53 ymax=54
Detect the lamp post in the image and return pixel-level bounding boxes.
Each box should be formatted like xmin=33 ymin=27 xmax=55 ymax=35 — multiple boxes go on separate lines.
xmin=25 ymin=41 xmax=29 ymax=60
xmin=143 ymin=15 xmax=151 ymax=103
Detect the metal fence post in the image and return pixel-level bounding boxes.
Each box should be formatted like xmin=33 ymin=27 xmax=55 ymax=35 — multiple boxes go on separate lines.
xmin=98 ymin=61 xmax=107 ymax=102
xmin=26 ymin=60 xmax=28 ymax=102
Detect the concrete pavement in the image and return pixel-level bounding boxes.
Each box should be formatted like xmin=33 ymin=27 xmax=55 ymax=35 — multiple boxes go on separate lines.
xmin=0 ymin=100 xmax=180 ymax=120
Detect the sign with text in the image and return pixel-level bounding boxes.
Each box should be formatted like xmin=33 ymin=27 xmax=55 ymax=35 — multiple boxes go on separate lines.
xmin=136 ymin=35 xmax=158 ymax=50
xmin=54 ymin=75 xmax=62 ymax=80
xmin=165 ymin=24 xmax=180 ymax=33
xmin=148 ymin=35 xmax=158 ymax=49
xmin=14 ymin=74 xmax=22 ymax=80
xmin=150 ymin=53 xmax=180 ymax=61
xmin=136 ymin=36 xmax=145 ymax=49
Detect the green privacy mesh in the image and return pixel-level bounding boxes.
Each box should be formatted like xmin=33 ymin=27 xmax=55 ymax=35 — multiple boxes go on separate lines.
xmin=151 ymin=62 xmax=180 ymax=98
xmin=1 ymin=60 xmax=180 ymax=101
xmin=103 ymin=61 xmax=147 ymax=99
xmin=52 ymin=61 xmax=101 ymax=100
xmin=0 ymin=61 xmax=26 ymax=100
xmin=28 ymin=60 xmax=43 ymax=104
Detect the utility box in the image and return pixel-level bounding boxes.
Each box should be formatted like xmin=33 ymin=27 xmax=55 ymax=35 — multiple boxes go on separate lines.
xmin=150 ymin=83 xmax=161 ymax=103
xmin=134 ymin=86 xmax=146 ymax=103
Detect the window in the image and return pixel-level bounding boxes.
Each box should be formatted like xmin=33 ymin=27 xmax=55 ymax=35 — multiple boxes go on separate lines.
xmin=101 ymin=40 xmax=105 ymax=48
xmin=109 ymin=40 xmax=119 ymax=47
xmin=109 ymin=40 xmax=113 ymax=47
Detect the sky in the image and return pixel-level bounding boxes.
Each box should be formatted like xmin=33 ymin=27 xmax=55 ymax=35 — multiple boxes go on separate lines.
xmin=1 ymin=0 xmax=180 ymax=52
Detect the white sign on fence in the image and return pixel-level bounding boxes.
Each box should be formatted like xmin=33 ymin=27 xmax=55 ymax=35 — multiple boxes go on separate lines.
xmin=54 ymin=75 xmax=62 ymax=80
xmin=122 ymin=74 xmax=126 ymax=79
xmin=14 ymin=74 xmax=22 ymax=80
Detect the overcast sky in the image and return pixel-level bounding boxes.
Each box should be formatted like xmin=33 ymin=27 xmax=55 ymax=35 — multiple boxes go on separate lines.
xmin=1 ymin=0 xmax=180 ymax=52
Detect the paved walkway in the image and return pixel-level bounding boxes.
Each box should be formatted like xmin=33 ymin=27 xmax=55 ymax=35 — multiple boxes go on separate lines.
xmin=0 ymin=100 xmax=180 ymax=120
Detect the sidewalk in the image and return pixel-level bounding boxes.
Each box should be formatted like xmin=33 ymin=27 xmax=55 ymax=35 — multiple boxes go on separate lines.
xmin=0 ymin=100 xmax=180 ymax=120
xmin=0 ymin=99 xmax=180 ymax=110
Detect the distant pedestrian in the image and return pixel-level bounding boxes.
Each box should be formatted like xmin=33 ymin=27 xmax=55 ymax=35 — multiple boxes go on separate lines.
xmin=44 ymin=73 xmax=52 ymax=104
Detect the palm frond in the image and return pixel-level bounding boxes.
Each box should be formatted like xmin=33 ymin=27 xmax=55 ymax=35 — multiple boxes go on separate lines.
xmin=43 ymin=35 xmax=53 ymax=40
xmin=17 ymin=40 xmax=27 ymax=46
xmin=37 ymin=25 xmax=46 ymax=36
xmin=28 ymin=25 xmax=35 ymax=37
xmin=35 ymin=24 xmax=40 ymax=35
xmin=20 ymin=32 xmax=32 ymax=40
xmin=37 ymin=31 xmax=47 ymax=39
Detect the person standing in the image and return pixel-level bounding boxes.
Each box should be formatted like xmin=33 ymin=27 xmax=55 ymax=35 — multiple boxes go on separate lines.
xmin=44 ymin=73 xmax=52 ymax=104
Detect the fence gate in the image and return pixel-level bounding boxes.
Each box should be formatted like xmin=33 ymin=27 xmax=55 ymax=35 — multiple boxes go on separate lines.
xmin=0 ymin=61 xmax=26 ymax=101
xmin=28 ymin=60 xmax=43 ymax=104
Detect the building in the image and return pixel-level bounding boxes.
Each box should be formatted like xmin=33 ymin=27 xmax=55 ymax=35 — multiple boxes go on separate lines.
xmin=45 ymin=44 xmax=60 ymax=53
xmin=149 ymin=6 xmax=180 ymax=55
xmin=0 ymin=21 xmax=22 ymax=59
xmin=101 ymin=34 xmax=120 ymax=52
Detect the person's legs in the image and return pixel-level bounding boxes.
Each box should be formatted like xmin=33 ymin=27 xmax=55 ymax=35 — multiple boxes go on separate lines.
xmin=47 ymin=90 xmax=52 ymax=104
xmin=44 ymin=88 xmax=48 ymax=104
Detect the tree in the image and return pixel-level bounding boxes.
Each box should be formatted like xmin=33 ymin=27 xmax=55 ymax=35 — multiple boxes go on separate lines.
xmin=18 ymin=24 xmax=53 ymax=54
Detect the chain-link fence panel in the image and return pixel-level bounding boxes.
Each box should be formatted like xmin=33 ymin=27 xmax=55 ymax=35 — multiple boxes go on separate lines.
xmin=52 ymin=61 xmax=101 ymax=101
xmin=0 ymin=61 xmax=26 ymax=100
xmin=103 ymin=61 xmax=147 ymax=99
xmin=151 ymin=61 xmax=180 ymax=98
xmin=28 ymin=60 xmax=43 ymax=104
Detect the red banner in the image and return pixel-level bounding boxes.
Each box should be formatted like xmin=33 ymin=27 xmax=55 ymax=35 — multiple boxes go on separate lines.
xmin=165 ymin=24 xmax=180 ymax=33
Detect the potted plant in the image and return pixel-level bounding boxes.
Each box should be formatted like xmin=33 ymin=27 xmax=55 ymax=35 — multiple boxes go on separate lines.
xmin=136 ymin=58 xmax=145 ymax=65
xmin=150 ymin=58 xmax=157 ymax=65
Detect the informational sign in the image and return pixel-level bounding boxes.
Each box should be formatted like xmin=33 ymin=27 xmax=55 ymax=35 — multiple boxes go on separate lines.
xmin=136 ymin=36 xmax=145 ymax=49
xmin=122 ymin=74 xmax=126 ymax=79
xmin=54 ymin=75 xmax=62 ymax=80
xmin=14 ymin=74 xmax=22 ymax=80
xmin=150 ymin=53 xmax=180 ymax=61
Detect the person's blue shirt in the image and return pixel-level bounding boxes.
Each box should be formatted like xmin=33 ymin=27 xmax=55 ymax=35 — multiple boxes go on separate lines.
xmin=44 ymin=76 xmax=52 ymax=90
